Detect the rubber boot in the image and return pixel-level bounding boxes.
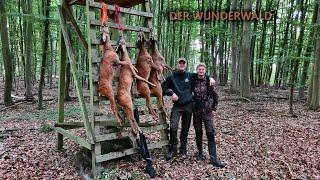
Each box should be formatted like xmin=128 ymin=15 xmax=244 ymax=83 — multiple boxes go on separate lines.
xmin=208 ymin=138 xmax=225 ymax=168
xmin=166 ymin=128 xmax=178 ymax=161
xmin=196 ymin=151 xmax=205 ymax=161
xmin=165 ymin=145 xmax=177 ymax=161
xmin=196 ymin=138 xmax=205 ymax=160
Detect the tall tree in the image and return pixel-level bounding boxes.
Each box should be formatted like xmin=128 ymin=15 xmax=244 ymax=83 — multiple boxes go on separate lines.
xmin=24 ymin=0 xmax=34 ymax=101
xmin=38 ymin=0 xmax=51 ymax=109
xmin=309 ymin=3 xmax=320 ymax=110
xmin=240 ymin=0 xmax=252 ymax=98
xmin=274 ymin=0 xmax=294 ymax=88
xmin=289 ymin=0 xmax=306 ymax=114
xmin=0 ymin=0 xmax=13 ymax=106
xmin=299 ymin=2 xmax=318 ymax=99
xmin=230 ymin=0 xmax=239 ymax=92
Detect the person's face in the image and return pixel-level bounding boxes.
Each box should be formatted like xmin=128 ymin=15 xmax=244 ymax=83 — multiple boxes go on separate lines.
xmin=196 ymin=66 xmax=206 ymax=77
xmin=177 ymin=61 xmax=187 ymax=71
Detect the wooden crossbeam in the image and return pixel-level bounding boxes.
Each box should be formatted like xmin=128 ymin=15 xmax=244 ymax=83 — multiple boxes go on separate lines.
xmin=58 ymin=6 xmax=95 ymax=143
xmin=90 ymin=37 xmax=136 ymax=48
xmin=89 ymin=1 xmax=153 ymax=18
xmin=54 ymin=122 xmax=84 ymax=129
xmin=55 ymin=121 xmax=167 ymax=130
xmin=90 ymin=19 xmax=151 ymax=33
xmin=94 ymin=124 xmax=168 ymax=142
xmin=55 ymin=127 xmax=92 ymax=150
xmin=62 ymin=2 xmax=88 ymax=50
xmin=95 ymin=140 xmax=169 ymax=163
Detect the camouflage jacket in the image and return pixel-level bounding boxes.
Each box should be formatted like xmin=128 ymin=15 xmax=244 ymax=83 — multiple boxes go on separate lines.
xmin=191 ymin=76 xmax=218 ymax=114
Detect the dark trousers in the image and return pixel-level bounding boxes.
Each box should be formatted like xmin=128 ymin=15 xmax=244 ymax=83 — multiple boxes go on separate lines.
xmin=193 ymin=112 xmax=217 ymax=157
xmin=169 ymin=103 xmax=192 ymax=152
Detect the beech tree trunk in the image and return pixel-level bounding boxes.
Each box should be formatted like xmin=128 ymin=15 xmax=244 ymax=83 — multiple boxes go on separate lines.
xmin=0 ymin=0 xmax=13 ymax=106
xmin=240 ymin=0 xmax=252 ymax=98
xmin=25 ymin=0 xmax=34 ymax=101
xmin=38 ymin=0 xmax=51 ymax=109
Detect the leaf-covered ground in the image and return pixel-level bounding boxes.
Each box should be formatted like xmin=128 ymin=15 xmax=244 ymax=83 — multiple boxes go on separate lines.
xmin=0 ymin=86 xmax=319 ymax=179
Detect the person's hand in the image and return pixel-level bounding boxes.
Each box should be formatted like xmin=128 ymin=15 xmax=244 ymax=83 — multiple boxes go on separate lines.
xmin=171 ymin=93 xmax=179 ymax=101
xmin=209 ymin=77 xmax=216 ymax=86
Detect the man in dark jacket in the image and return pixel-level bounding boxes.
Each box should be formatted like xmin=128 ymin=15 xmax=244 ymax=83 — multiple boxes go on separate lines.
xmin=162 ymin=58 xmax=215 ymax=160
xmin=192 ymin=63 xmax=225 ymax=168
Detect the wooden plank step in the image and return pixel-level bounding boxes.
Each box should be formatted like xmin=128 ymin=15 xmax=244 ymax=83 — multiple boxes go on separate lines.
xmin=90 ymin=19 xmax=151 ymax=33
xmin=94 ymin=109 xmax=160 ymax=122
xmin=90 ymin=37 xmax=136 ymax=48
xmin=54 ymin=122 xmax=83 ymax=129
xmin=89 ymin=1 xmax=153 ymax=18
xmin=95 ymin=140 xmax=169 ymax=163
xmin=68 ymin=0 xmax=145 ymax=8
xmin=94 ymin=93 xmax=159 ymax=101
xmin=54 ymin=127 xmax=92 ymax=150
xmin=95 ymin=124 xmax=168 ymax=142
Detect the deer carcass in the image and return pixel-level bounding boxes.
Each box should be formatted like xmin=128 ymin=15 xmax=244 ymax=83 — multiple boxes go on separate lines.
xmin=116 ymin=36 xmax=155 ymax=134
xmin=98 ymin=4 xmax=138 ymax=125
xmin=149 ymin=36 xmax=172 ymax=115
xmin=135 ymin=32 xmax=160 ymax=120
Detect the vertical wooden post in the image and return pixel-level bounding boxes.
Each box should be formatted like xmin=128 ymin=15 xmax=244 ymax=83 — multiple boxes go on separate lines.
xmin=86 ymin=0 xmax=101 ymax=177
xmin=59 ymin=6 xmax=95 ymax=143
xmin=57 ymin=31 xmax=66 ymax=150
xmin=144 ymin=0 xmax=169 ymax=153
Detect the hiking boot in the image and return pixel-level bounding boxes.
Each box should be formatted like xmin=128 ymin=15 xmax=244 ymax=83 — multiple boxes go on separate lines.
xmin=210 ymin=156 xmax=225 ymax=168
xmin=165 ymin=150 xmax=177 ymax=161
xmin=196 ymin=152 xmax=205 ymax=161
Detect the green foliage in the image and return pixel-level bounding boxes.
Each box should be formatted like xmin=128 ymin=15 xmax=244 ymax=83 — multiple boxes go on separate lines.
xmin=129 ymin=170 xmax=146 ymax=180
xmin=100 ymin=169 xmax=118 ymax=180
xmin=1 ymin=106 xmax=81 ymax=121
xmin=239 ymin=96 xmax=251 ymax=102
xmin=39 ymin=123 xmax=53 ymax=132
xmin=100 ymin=169 xmax=146 ymax=180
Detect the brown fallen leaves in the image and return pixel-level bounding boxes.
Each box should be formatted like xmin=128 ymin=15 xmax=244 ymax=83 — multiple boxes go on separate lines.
xmin=0 ymin=87 xmax=319 ymax=179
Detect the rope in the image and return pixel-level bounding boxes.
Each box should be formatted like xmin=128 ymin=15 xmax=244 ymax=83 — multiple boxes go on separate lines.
xmin=100 ymin=3 xmax=108 ymax=26
xmin=114 ymin=4 xmax=126 ymax=31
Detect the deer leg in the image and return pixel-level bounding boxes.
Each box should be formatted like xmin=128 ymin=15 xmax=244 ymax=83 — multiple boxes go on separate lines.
xmin=163 ymin=64 xmax=172 ymax=71
xmin=99 ymin=86 xmax=123 ymax=125
xmin=132 ymin=71 xmax=156 ymax=87
xmin=109 ymin=97 xmax=123 ymax=125
xmin=152 ymin=86 xmax=167 ymax=118
xmin=117 ymin=61 xmax=138 ymax=73
xmin=124 ymin=107 xmax=141 ymax=135
xmin=145 ymin=94 xmax=158 ymax=121
xmin=118 ymin=93 xmax=141 ymax=135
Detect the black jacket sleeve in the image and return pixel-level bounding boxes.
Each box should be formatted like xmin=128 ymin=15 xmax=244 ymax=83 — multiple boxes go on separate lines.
xmin=162 ymin=75 xmax=174 ymax=96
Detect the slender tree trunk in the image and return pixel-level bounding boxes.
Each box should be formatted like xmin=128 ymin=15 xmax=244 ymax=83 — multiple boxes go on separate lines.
xmin=49 ymin=34 xmax=54 ymax=89
xmin=289 ymin=0 xmax=306 ymax=114
xmin=265 ymin=0 xmax=279 ymax=85
xmin=256 ymin=20 xmax=267 ymax=86
xmin=38 ymin=0 xmax=51 ymax=109
xmin=25 ymin=0 xmax=33 ymax=101
xmin=309 ymin=3 xmax=320 ymax=110
xmin=0 ymin=0 xmax=13 ymax=106
xmin=240 ymin=0 xmax=252 ymax=98
xmin=230 ymin=0 xmax=239 ymax=92
xmin=275 ymin=0 xmax=293 ymax=88
xmin=299 ymin=3 xmax=318 ymax=99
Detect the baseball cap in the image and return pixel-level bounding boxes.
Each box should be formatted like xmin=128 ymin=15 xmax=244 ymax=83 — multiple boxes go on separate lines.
xmin=177 ymin=57 xmax=187 ymax=63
